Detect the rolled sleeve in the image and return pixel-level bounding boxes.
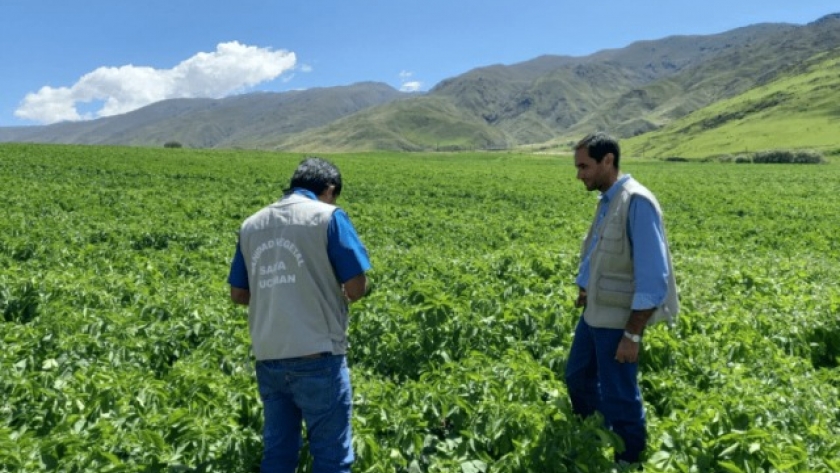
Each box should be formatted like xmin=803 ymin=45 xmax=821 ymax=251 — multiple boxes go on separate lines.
xmin=327 ymin=209 xmax=371 ymax=283
xmin=628 ymin=197 xmax=669 ymax=310
xmin=228 ymin=240 xmax=250 ymax=290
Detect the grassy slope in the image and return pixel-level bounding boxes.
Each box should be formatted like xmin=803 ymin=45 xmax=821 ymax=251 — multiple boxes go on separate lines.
xmin=268 ymin=96 xmax=508 ymax=152
xmin=623 ymin=49 xmax=840 ymax=159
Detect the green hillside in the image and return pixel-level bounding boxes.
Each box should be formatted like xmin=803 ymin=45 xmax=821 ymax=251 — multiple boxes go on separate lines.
xmin=268 ymin=96 xmax=509 ymax=152
xmin=623 ymin=48 xmax=840 ymax=159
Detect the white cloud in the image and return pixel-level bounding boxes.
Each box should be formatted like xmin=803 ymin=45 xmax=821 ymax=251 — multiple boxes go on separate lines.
xmin=281 ymin=63 xmax=313 ymax=83
xmin=400 ymin=81 xmax=422 ymax=93
xmin=15 ymin=41 xmax=296 ymax=124
xmin=398 ymin=70 xmax=422 ymax=92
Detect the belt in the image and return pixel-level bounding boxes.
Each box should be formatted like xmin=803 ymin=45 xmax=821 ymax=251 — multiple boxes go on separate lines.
xmin=301 ymin=352 xmax=330 ymax=359
xmin=279 ymin=352 xmax=331 ymax=361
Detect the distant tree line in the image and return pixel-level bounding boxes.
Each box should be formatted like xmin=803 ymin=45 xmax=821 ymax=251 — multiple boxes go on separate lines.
xmin=751 ymin=149 xmax=824 ymax=164
xmin=669 ymin=149 xmax=827 ymax=164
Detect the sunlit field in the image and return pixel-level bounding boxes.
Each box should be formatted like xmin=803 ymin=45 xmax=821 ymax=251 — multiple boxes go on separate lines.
xmin=1 ymin=143 xmax=838 ymax=472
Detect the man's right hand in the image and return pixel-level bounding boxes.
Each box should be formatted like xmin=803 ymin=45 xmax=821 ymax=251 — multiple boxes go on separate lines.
xmin=230 ymin=287 xmax=251 ymax=306
xmin=575 ymin=288 xmax=587 ymax=308
xmin=343 ymin=273 xmax=368 ymax=303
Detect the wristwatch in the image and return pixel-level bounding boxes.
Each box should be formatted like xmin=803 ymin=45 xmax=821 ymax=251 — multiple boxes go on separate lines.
xmin=623 ymin=331 xmax=641 ymax=343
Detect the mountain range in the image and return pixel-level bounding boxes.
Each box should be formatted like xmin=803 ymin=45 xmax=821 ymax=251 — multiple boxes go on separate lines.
xmin=2 ymin=12 xmax=839 ymax=156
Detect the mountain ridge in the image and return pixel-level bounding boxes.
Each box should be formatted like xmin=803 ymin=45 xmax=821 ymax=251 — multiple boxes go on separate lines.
xmin=2 ymin=13 xmax=839 ymax=155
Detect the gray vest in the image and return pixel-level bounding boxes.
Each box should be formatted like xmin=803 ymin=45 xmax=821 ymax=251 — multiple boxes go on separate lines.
xmin=580 ymin=178 xmax=680 ymax=329
xmin=239 ymin=193 xmax=348 ymax=360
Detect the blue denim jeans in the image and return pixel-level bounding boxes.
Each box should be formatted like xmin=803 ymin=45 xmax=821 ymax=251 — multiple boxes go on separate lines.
xmin=256 ymin=354 xmax=354 ymax=473
xmin=564 ymin=317 xmax=647 ymax=463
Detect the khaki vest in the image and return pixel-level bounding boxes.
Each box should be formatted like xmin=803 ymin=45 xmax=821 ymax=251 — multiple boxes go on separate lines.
xmin=239 ymin=193 xmax=348 ymax=360
xmin=580 ymin=178 xmax=679 ymax=329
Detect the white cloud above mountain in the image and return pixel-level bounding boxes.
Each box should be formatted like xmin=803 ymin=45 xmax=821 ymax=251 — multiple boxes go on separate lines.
xmin=15 ymin=41 xmax=296 ymax=124
xmin=398 ymin=70 xmax=422 ymax=92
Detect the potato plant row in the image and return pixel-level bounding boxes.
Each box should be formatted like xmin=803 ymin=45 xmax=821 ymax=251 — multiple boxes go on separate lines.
xmin=1 ymin=144 xmax=838 ymax=472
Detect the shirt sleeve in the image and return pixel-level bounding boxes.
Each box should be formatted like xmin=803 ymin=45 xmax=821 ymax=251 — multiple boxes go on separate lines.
xmin=227 ymin=240 xmax=250 ymax=290
xmin=327 ymin=209 xmax=371 ymax=283
xmin=628 ymin=197 xmax=669 ymax=310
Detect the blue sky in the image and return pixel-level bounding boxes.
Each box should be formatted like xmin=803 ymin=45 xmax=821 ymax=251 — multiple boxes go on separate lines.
xmin=1 ymin=1 xmax=838 ymax=127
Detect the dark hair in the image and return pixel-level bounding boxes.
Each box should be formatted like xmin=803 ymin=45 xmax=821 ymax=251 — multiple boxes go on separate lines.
xmin=575 ymin=132 xmax=620 ymax=169
xmin=286 ymin=157 xmax=343 ymax=196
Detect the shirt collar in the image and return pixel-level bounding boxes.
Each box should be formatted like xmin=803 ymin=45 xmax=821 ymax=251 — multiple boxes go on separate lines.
xmin=599 ymin=174 xmax=631 ymax=204
xmin=292 ymin=188 xmax=318 ymax=200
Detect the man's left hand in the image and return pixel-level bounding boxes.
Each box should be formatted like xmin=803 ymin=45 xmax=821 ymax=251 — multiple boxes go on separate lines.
xmin=615 ymin=337 xmax=640 ymax=364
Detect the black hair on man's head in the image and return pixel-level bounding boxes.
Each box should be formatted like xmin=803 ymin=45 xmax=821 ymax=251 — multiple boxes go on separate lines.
xmin=287 ymin=157 xmax=343 ymax=196
xmin=575 ymin=132 xmax=621 ymax=169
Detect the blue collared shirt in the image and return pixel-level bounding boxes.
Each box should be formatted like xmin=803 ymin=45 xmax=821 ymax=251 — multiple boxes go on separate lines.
xmin=576 ymin=175 xmax=669 ymax=310
xmin=228 ymin=188 xmax=371 ymax=289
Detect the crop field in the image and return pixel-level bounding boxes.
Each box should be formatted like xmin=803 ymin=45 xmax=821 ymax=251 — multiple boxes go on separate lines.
xmin=1 ymin=143 xmax=839 ymax=472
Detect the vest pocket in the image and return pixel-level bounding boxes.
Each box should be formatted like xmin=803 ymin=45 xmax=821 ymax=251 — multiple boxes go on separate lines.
xmin=596 ymin=273 xmax=634 ymax=307
xmin=599 ymin=222 xmax=625 ymax=254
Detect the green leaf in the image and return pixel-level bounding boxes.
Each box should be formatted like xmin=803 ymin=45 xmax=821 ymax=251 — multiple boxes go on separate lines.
xmin=461 ymin=460 xmax=488 ymax=473
xmin=717 ymin=461 xmax=745 ymax=473
xmin=99 ymin=451 xmax=123 ymax=465
xmin=408 ymin=460 xmax=423 ymax=473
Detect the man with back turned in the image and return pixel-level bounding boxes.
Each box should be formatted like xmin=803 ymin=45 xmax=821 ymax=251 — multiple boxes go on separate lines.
xmin=228 ymin=157 xmax=370 ymax=473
